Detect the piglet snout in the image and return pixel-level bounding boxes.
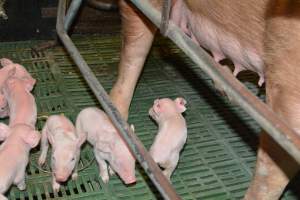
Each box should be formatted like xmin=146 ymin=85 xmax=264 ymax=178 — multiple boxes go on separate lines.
xmin=124 ymin=176 xmax=136 ymax=184
xmin=54 ymin=173 xmax=69 ymax=182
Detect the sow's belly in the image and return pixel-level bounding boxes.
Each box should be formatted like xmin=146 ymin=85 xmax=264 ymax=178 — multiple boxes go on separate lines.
xmin=171 ymin=0 xmax=269 ymax=86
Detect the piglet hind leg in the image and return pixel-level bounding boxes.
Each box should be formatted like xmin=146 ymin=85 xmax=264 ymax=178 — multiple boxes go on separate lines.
xmin=109 ymin=0 xmax=158 ymax=120
xmin=162 ymin=154 xmax=179 ymax=180
xmin=14 ymin=165 xmax=27 ymax=191
xmin=38 ymin=126 xmax=49 ymax=166
xmin=16 ymin=179 xmax=26 ymax=191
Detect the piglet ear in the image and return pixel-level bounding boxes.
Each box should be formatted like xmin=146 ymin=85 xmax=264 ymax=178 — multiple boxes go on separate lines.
xmin=24 ymin=78 xmax=36 ymax=92
xmin=0 ymin=123 xmax=10 ymax=141
xmin=7 ymin=66 xmax=16 ymax=77
xmin=77 ymin=133 xmax=87 ymax=147
xmin=0 ymin=58 xmax=13 ymax=67
xmin=174 ymin=97 xmax=187 ymax=113
xmin=153 ymin=99 xmax=161 ymax=114
xmin=23 ymin=130 xmax=41 ymax=148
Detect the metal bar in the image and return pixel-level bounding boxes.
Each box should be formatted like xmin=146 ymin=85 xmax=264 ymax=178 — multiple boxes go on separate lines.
xmin=130 ymin=0 xmax=300 ymax=164
xmin=87 ymin=0 xmax=118 ymax=11
xmin=160 ymin=0 xmax=171 ymax=36
xmin=56 ymin=0 xmax=181 ymax=199
xmin=64 ymin=0 xmax=83 ymax=31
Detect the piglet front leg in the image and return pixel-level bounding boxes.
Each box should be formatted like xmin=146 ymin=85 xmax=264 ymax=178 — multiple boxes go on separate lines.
xmin=52 ymin=175 xmax=61 ymax=193
xmin=94 ymin=149 xmax=109 ymax=183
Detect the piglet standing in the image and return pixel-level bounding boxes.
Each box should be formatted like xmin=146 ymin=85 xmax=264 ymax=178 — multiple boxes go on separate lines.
xmin=0 ymin=124 xmax=40 ymax=200
xmin=38 ymin=114 xmax=86 ymax=192
xmin=76 ymin=107 xmax=136 ymax=184
xmin=149 ymin=97 xmax=187 ymax=180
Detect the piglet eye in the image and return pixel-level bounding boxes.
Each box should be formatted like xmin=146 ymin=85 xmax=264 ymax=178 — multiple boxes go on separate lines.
xmin=71 ymin=157 xmax=75 ymax=161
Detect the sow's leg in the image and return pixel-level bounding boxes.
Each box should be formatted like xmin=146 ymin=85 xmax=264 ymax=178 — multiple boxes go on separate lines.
xmin=110 ymin=0 xmax=159 ymax=120
xmin=245 ymin=3 xmax=300 ymax=200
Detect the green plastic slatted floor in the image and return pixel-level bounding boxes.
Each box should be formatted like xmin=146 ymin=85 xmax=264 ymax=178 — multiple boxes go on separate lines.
xmin=1 ymin=35 xmax=300 ymax=200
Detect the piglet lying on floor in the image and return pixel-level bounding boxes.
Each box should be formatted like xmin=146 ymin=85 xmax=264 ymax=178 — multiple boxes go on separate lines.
xmin=0 ymin=58 xmax=36 ymax=118
xmin=0 ymin=124 xmax=40 ymax=200
xmin=38 ymin=114 xmax=86 ymax=192
xmin=149 ymin=97 xmax=187 ymax=180
xmin=2 ymin=77 xmax=37 ymax=128
xmin=76 ymin=107 xmax=136 ymax=184
xmin=0 ymin=62 xmax=16 ymax=118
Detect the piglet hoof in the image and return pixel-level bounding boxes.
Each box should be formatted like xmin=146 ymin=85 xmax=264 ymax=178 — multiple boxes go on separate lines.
xmin=52 ymin=181 xmax=61 ymax=193
xmin=71 ymin=172 xmax=78 ymax=181
xmin=100 ymin=173 xmax=109 ymax=184
xmin=38 ymin=156 xmax=46 ymax=166
xmin=17 ymin=181 xmax=26 ymax=191
xmin=108 ymin=166 xmax=115 ymax=176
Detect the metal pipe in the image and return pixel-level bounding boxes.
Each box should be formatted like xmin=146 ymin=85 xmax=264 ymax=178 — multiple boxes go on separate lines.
xmin=130 ymin=0 xmax=300 ymax=164
xmin=87 ymin=0 xmax=118 ymax=11
xmin=56 ymin=0 xmax=181 ymax=199
xmin=64 ymin=0 xmax=83 ymax=31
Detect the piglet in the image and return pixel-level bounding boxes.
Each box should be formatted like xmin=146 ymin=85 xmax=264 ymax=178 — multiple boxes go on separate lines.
xmin=0 ymin=78 xmax=37 ymax=142
xmin=0 ymin=58 xmax=36 ymax=118
xmin=0 ymin=63 xmax=16 ymax=118
xmin=0 ymin=124 xmax=40 ymax=200
xmin=76 ymin=107 xmax=136 ymax=184
xmin=3 ymin=77 xmax=37 ymax=129
xmin=38 ymin=114 xmax=86 ymax=192
xmin=0 ymin=58 xmax=35 ymax=87
xmin=149 ymin=97 xmax=187 ymax=180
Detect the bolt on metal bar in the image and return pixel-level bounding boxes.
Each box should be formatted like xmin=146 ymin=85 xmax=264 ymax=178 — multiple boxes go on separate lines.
xmin=56 ymin=0 xmax=181 ymax=199
xmin=130 ymin=0 xmax=300 ymax=164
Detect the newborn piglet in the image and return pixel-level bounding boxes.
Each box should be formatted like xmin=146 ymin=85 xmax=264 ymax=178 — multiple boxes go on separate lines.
xmin=76 ymin=107 xmax=136 ymax=184
xmin=0 ymin=58 xmax=36 ymax=118
xmin=0 ymin=124 xmax=40 ymax=200
xmin=3 ymin=77 xmax=37 ymax=129
xmin=0 ymin=72 xmax=37 ymax=141
xmin=149 ymin=97 xmax=187 ymax=180
xmin=38 ymin=115 xmax=86 ymax=192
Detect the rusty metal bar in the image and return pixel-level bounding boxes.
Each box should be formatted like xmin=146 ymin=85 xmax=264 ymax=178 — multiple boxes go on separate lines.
xmin=56 ymin=0 xmax=181 ymax=199
xmin=130 ymin=0 xmax=300 ymax=164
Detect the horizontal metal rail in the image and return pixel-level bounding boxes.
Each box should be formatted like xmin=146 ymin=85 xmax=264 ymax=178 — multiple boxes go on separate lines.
xmin=56 ymin=0 xmax=181 ymax=199
xmin=130 ymin=0 xmax=300 ymax=164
